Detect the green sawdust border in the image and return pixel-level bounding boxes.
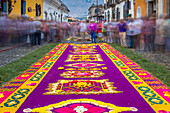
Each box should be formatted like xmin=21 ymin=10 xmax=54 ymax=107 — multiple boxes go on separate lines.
xmin=109 ymin=43 xmax=170 ymax=87
xmin=0 ymin=43 xmax=58 ymax=87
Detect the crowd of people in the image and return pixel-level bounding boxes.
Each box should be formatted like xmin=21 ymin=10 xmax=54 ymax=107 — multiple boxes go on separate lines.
xmin=0 ymin=12 xmax=170 ymax=53
xmin=0 ymin=13 xmax=71 ymax=46
xmin=79 ymin=14 xmax=170 ymax=53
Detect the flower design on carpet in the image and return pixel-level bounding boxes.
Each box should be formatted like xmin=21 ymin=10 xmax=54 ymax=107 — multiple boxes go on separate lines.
xmin=65 ymin=63 xmax=105 ymax=68
xmin=72 ymin=44 xmax=96 ymax=49
xmin=65 ymin=54 xmax=103 ymax=62
xmin=74 ymin=48 xmax=96 ymax=52
xmin=60 ymin=71 xmax=105 ymax=78
xmin=43 ymin=79 xmax=122 ymax=95
xmin=72 ymin=52 xmax=96 ymax=54
xmin=24 ymin=99 xmax=138 ymax=113
xmin=0 ymin=93 xmax=4 ymax=98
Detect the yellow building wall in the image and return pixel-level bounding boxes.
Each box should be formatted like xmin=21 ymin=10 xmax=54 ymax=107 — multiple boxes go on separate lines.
xmin=26 ymin=0 xmax=43 ymax=19
xmin=134 ymin=0 xmax=147 ymax=18
xmin=8 ymin=0 xmax=21 ymax=16
xmin=9 ymin=0 xmax=43 ymax=19
xmin=163 ymin=0 xmax=166 ymax=15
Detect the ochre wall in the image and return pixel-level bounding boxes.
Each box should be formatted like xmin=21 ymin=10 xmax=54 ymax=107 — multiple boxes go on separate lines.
xmin=25 ymin=0 xmax=43 ymax=19
xmin=163 ymin=0 xmax=166 ymax=15
xmin=8 ymin=0 xmax=21 ymax=16
xmin=9 ymin=0 xmax=43 ymax=19
xmin=134 ymin=0 xmax=147 ymax=18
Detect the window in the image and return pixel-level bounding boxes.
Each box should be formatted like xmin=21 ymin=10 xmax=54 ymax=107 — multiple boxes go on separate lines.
xmin=36 ymin=4 xmax=41 ymax=17
xmin=116 ymin=7 xmax=120 ymax=20
xmin=112 ymin=9 xmax=115 ymax=19
xmin=0 ymin=0 xmax=7 ymax=13
xmin=137 ymin=6 xmax=141 ymax=18
xmin=21 ymin=0 xmax=26 ymax=15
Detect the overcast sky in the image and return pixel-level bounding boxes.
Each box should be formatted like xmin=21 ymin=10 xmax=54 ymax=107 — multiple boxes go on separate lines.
xmin=62 ymin=0 xmax=104 ymax=18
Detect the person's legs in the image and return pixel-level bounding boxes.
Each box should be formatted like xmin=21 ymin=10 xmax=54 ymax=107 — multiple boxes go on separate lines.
xmin=91 ymin=33 xmax=94 ymax=43
xmin=37 ymin=30 xmax=41 ymax=45
xmin=119 ymin=32 xmax=123 ymax=46
xmin=129 ymin=36 xmax=133 ymax=48
xmin=83 ymin=32 xmax=85 ymax=43
xmin=166 ymin=37 xmax=170 ymax=52
xmin=81 ymin=32 xmax=85 ymax=43
xmin=122 ymin=32 xmax=126 ymax=47
xmin=94 ymin=32 xmax=96 ymax=43
xmin=108 ymin=32 xmax=112 ymax=43
xmin=136 ymin=34 xmax=141 ymax=50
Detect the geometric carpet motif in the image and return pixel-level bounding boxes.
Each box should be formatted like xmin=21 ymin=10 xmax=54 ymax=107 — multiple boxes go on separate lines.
xmin=43 ymin=79 xmax=122 ymax=95
xmin=65 ymin=63 xmax=105 ymax=68
xmin=60 ymin=71 xmax=105 ymax=78
xmin=65 ymin=54 xmax=103 ymax=62
xmin=23 ymin=99 xmax=138 ymax=113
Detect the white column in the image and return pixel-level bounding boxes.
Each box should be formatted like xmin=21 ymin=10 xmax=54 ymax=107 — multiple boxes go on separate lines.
xmin=158 ymin=0 xmax=164 ymax=17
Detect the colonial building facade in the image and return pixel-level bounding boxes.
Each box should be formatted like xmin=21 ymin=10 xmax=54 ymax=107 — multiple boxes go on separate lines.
xmin=88 ymin=4 xmax=104 ymax=22
xmin=0 ymin=0 xmax=69 ymax=22
xmin=43 ymin=0 xmax=70 ymax=22
xmin=134 ymin=0 xmax=170 ymax=18
xmin=104 ymin=0 xmax=170 ymax=21
xmin=104 ymin=0 xmax=134 ymax=21
xmin=0 ymin=0 xmax=43 ymax=19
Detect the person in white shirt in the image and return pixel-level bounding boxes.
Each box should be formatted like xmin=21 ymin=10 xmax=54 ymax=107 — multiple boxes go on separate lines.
xmin=33 ymin=19 xmax=42 ymax=45
xmin=79 ymin=20 xmax=88 ymax=43
xmin=128 ymin=18 xmax=143 ymax=49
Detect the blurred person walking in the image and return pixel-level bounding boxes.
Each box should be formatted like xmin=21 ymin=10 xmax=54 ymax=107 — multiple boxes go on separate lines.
xmin=33 ymin=18 xmax=42 ymax=45
xmin=102 ymin=19 xmax=108 ymax=42
xmin=111 ymin=20 xmax=119 ymax=43
xmin=142 ymin=17 xmax=155 ymax=52
xmin=155 ymin=15 xmax=166 ymax=52
xmin=126 ymin=14 xmax=133 ymax=47
xmin=160 ymin=16 xmax=170 ymax=53
xmin=117 ymin=19 xmax=127 ymax=47
xmin=0 ymin=12 xmax=8 ymax=46
xmin=127 ymin=18 xmax=143 ymax=50
xmin=70 ymin=22 xmax=78 ymax=39
xmin=79 ymin=20 xmax=88 ymax=43
xmin=127 ymin=19 xmax=135 ymax=48
xmin=97 ymin=20 xmax=103 ymax=42
xmin=88 ymin=20 xmax=97 ymax=43
xmin=107 ymin=22 xmax=113 ymax=43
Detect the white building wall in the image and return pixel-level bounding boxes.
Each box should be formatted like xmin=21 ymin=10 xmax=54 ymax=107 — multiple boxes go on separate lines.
xmin=115 ymin=2 xmax=125 ymax=20
xmin=104 ymin=7 xmax=112 ymax=21
xmin=114 ymin=0 xmax=134 ymax=20
xmin=158 ymin=0 xmax=164 ymax=17
xmin=130 ymin=0 xmax=134 ymax=18
xmin=43 ymin=0 xmax=69 ymax=22
xmin=43 ymin=0 xmax=60 ymax=21
xmin=62 ymin=12 xmax=69 ymax=22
